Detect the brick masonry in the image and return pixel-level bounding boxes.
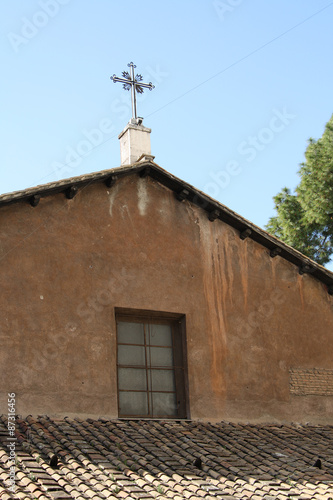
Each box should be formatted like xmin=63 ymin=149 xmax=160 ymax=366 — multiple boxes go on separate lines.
xmin=290 ymin=368 xmax=333 ymax=396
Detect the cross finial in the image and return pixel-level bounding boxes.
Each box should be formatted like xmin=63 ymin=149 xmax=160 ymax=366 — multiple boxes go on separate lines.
xmin=111 ymin=62 xmax=155 ymax=123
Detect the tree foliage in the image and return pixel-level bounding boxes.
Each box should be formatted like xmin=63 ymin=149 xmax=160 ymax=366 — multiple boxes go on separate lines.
xmin=266 ymin=114 xmax=333 ymax=266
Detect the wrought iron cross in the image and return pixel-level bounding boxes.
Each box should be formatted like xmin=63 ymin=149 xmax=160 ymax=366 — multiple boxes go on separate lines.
xmin=111 ymin=62 xmax=155 ymax=121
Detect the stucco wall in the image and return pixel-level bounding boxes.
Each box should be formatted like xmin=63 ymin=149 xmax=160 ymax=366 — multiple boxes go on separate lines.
xmin=1 ymin=174 xmax=333 ymax=422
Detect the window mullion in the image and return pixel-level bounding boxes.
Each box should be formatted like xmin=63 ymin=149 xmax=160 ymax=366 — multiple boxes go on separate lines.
xmin=148 ymin=323 xmax=153 ymax=417
xmin=144 ymin=323 xmax=151 ymax=417
xmin=116 ymin=312 xmax=187 ymax=419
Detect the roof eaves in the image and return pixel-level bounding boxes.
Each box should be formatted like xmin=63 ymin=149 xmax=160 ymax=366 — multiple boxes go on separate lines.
xmin=0 ymin=164 xmax=142 ymax=207
xmin=140 ymin=163 xmax=333 ymax=289
xmin=1 ymin=161 xmax=333 ymax=290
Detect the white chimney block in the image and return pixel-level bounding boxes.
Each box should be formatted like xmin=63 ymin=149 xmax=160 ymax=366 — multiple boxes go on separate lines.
xmin=118 ymin=120 xmax=152 ymax=165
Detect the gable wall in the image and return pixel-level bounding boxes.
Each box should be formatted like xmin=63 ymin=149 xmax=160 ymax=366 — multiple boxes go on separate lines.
xmin=1 ymin=174 xmax=332 ymax=422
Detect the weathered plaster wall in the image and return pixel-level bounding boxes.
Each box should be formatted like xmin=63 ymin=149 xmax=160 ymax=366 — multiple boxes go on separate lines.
xmin=1 ymin=174 xmax=333 ymax=422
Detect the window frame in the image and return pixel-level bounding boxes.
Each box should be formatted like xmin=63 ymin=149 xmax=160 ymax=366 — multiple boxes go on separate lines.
xmin=115 ymin=308 xmax=188 ymax=419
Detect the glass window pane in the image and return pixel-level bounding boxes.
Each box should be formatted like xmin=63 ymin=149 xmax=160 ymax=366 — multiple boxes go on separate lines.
xmin=118 ymin=345 xmax=145 ymax=366
xmin=150 ymin=369 xmax=176 ymax=392
xmin=149 ymin=346 xmax=173 ymax=367
xmin=118 ymin=368 xmax=147 ymax=391
xmin=119 ymin=391 xmax=148 ymax=416
xmin=152 ymin=392 xmax=177 ymax=417
xmin=117 ymin=321 xmax=144 ymax=344
xmin=116 ymin=314 xmax=185 ymax=418
xmin=148 ymin=324 xmax=173 ymax=346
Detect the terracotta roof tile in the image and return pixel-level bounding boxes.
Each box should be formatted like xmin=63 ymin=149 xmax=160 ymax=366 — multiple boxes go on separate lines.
xmin=0 ymin=417 xmax=332 ymax=499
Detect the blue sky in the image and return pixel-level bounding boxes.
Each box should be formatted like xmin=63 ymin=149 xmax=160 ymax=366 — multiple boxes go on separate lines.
xmin=2 ymin=1 xmax=333 ymax=264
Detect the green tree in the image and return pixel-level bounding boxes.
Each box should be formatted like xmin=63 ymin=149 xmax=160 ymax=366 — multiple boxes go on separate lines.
xmin=266 ymin=114 xmax=333 ymax=266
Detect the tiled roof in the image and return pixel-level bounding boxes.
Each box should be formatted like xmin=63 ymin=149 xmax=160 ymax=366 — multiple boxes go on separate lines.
xmin=0 ymin=416 xmax=332 ymax=499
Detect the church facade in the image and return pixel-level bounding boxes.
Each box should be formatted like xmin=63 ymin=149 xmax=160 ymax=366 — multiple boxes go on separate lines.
xmin=1 ymin=155 xmax=333 ymax=423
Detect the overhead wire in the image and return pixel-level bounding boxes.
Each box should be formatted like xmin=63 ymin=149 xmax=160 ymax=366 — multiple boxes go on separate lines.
xmin=1 ymin=3 xmax=333 ymax=264
xmin=31 ymin=1 xmax=333 ymax=187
